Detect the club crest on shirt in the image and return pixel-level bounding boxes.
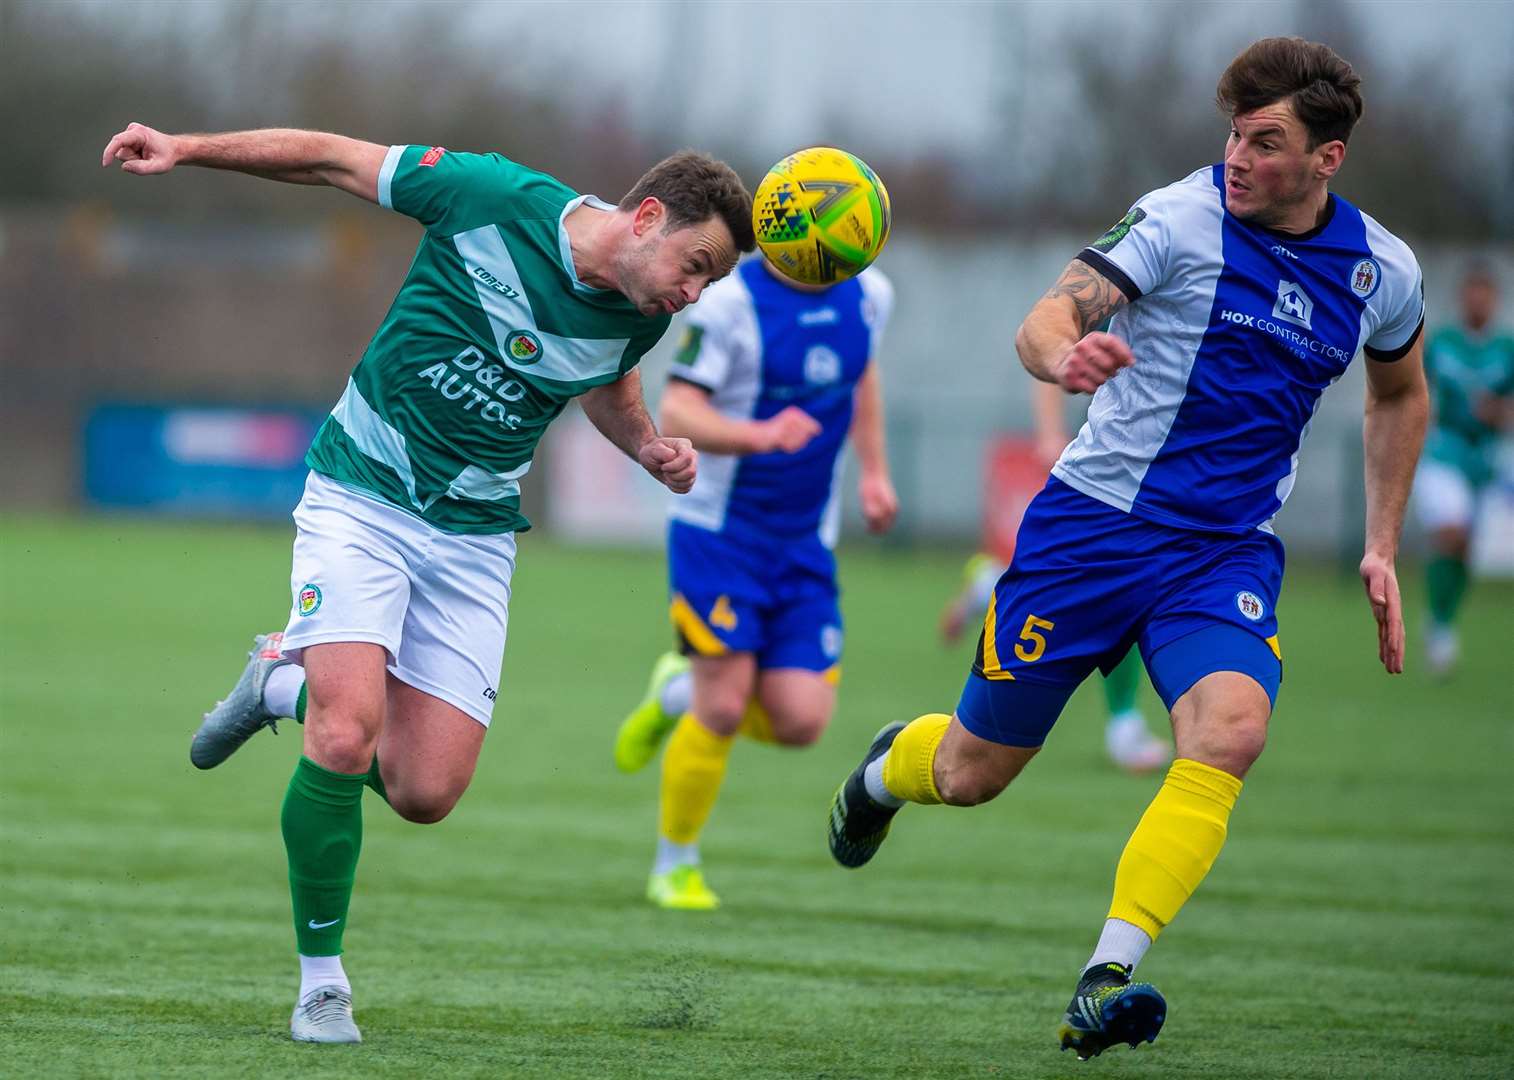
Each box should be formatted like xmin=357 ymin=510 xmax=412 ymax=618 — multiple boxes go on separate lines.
xmin=1090 ymin=207 xmax=1147 ymax=253
xmin=1349 ymin=258 xmax=1382 ymax=300
xmin=506 ymin=330 xmax=542 ymax=365
xmin=298 ymin=583 xmax=323 ymax=617
xmin=1235 ymin=590 xmax=1265 ymax=622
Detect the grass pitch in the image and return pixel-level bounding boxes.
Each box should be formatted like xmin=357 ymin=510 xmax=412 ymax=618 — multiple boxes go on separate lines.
xmin=2 ymin=512 xmax=1511 ymax=1079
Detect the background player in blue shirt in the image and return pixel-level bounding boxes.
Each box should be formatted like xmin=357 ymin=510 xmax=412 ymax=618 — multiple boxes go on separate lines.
xmin=827 ymin=37 xmax=1427 ymax=1060
xmin=614 ymin=255 xmax=897 ymax=910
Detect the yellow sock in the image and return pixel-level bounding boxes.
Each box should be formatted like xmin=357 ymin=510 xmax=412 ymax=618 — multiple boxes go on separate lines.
xmin=658 ymin=714 xmax=735 ymax=844
xmin=1107 ymin=757 xmax=1242 ymax=938
xmin=881 ymin=714 xmax=950 ymax=805
xmin=737 ymin=699 xmax=775 ymax=743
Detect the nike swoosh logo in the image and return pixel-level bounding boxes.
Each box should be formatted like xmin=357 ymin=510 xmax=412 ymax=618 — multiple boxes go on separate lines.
xmin=308 ymin=918 xmax=341 ymax=929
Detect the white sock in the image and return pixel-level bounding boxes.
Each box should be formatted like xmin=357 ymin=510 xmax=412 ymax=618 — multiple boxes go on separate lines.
xmin=298 ymin=953 xmax=350 ymax=1000
xmin=1105 ymin=709 xmax=1145 ymax=733
xmin=264 ymin=663 xmax=305 ymax=719
xmin=1085 ymin=917 xmax=1153 ymax=973
xmin=653 ymin=837 xmax=699 ymax=875
xmin=863 ymin=755 xmax=905 ymax=808
xmin=659 ymin=670 xmax=692 ymax=719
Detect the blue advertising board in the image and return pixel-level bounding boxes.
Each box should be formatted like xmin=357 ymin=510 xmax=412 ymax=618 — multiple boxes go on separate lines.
xmin=83 ymin=404 xmax=325 ymax=519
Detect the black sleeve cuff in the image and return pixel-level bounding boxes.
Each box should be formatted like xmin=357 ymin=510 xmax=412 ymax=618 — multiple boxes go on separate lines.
xmin=667 ymin=373 xmax=717 ymax=392
xmin=1075 ymin=248 xmax=1142 ymax=303
xmin=1363 ymin=317 xmax=1425 ymax=363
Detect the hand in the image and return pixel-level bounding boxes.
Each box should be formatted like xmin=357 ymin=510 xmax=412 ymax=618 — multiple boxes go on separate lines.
xmin=639 ymin=436 xmax=697 ymax=494
xmin=858 ymin=470 xmax=898 ymax=534
xmin=1359 ymin=550 xmax=1405 ymax=674
xmin=1051 ymin=331 xmax=1134 ymax=394
xmin=757 ymin=406 xmax=822 ymax=454
xmin=102 ymin=122 xmax=181 ymax=175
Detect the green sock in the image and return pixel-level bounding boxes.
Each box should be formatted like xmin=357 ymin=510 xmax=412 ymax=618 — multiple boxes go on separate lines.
xmin=365 ymin=755 xmax=388 ymax=803
xmin=281 ymin=755 xmax=365 ymax=957
xmin=1426 ymin=555 xmax=1468 ymax=626
xmin=295 ymin=684 xmax=307 ymax=723
xmin=1103 ymin=648 xmax=1142 ymax=716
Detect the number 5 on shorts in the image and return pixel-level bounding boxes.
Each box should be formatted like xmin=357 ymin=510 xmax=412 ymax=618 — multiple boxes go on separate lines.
xmin=1013 ymin=615 xmax=1055 ymax=663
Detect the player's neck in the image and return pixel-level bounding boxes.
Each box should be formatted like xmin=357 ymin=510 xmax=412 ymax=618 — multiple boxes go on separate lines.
xmin=563 ymin=202 xmax=619 ymax=291
xmin=1267 ymin=186 xmax=1332 ymax=237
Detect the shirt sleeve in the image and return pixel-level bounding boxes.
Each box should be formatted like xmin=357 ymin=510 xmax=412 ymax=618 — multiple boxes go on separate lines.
xmin=1363 ymin=242 xmax=1426 ymax=362
xmin=667 ymin=284 xmax=744 ymax=392
xmin=377 ymin=145 xmax=562 ymax=236
xmin=858 ymin=267 xmax=895 ymax=357
xmin=1074 ymin=187 xmax=1180 ymax=302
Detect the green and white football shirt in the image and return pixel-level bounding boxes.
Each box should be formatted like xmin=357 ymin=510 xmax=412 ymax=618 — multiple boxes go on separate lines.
xmin=305 ymin=144 xmax=671 ymax=533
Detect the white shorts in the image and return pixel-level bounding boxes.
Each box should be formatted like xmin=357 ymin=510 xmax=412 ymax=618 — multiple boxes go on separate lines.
xmin=1413 ymin=459 xmax=1476 ymax=533
xmin=280 ymin=472 xmax=516 ymax=727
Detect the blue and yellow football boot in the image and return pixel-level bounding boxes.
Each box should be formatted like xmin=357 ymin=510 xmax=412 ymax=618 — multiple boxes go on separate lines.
xmin=1058 ymin=962 xmax=1166 ymax=1060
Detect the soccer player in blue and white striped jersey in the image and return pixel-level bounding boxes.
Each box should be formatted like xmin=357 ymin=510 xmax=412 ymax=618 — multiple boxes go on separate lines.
xmin=828 ymin=37 xmax=1428 ymax=1060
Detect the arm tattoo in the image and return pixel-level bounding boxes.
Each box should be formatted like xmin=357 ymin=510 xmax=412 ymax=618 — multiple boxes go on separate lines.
xmin=1042 ymin=259 xmax=1128 ymax=335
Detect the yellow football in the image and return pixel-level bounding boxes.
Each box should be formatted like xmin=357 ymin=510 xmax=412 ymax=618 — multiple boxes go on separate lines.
xmin=752 ymin=147 xmax=891 ymax=286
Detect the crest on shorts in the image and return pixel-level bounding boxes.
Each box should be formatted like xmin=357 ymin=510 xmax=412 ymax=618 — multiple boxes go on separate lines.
xmin=298 ymin=583 xmax=323 ymax=617
xmin=821 ymin=624 xmax=843 ymax=660
xmin=1349 ymin=258 xmax=1382 ymax=300
xmin=506 ymin=330 xmax=543 ymax=365
xmin=1235 ymin=590 xmax=1265 ymax=622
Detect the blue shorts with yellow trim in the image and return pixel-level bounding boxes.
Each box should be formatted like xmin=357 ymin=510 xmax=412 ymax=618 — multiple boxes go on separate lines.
xmin=667 ymin=520 xmax=842 ymax=675
xmin=959 ymin=478 xmax=1284 ymax=747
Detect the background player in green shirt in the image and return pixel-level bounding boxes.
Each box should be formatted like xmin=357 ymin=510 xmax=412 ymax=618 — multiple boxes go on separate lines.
xmin=1414 ymin=264 xmax=1514 ymax=676
xmin=101 ymin=121 xmax=754 ymax=1043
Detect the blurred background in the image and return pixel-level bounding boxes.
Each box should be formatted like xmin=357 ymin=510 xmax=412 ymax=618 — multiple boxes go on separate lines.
xmin=2 ymin=0 xmax=1512 ymax=562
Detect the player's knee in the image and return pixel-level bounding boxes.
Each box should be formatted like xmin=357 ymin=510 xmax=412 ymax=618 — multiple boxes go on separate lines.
xmin=935 ymin=761 xmax=1012 ymax=807
xmin=769 ymin=707 xmax=830 ymax=747
xmin=695 ymin=694 xmax=748 ymax=736
xmin=387 ymin=784 xmax=461 ymax=825
xmin=1191 ymin=707 xmax=1267 ymax=776
xmin=303 ymin=714 xmax=380 ymax=775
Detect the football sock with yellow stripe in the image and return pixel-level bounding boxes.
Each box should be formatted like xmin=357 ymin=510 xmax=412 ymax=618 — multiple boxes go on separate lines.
xmin=282 ymin=755 xmax=365 ymax=957
xmin=879 ymin=713 xmax=950 ymax=805
xmin=658 ymin=714 xmax=735 ymax=845
xmin=1103 ymin=758 xmax=1242 ymax=945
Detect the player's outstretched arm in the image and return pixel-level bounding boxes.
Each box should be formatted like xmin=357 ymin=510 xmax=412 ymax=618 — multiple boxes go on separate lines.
xmin=659 ymin=379 xmax=819 ymax=456
xmin=1360 ymin=335 xmax=1429 ymax=675
xmin=101 ymin=123 xmax=388 ymax=204
xmin=582 ymin=370 xmax=697 ymax=494
xmin=850 ymin=362 xmax=898 ymax=533
xmin=1016 ymin=259 xmax=1134 ymax=393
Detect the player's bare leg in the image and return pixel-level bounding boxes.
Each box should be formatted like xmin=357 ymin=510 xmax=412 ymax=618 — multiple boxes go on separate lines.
xmin=1062 ymin=671 xmax=1268 ymax=1059
xmin=376 ymin=677 xmax=487 ymax=824
xmin=647 ymin=654 xmax=755 ymax=909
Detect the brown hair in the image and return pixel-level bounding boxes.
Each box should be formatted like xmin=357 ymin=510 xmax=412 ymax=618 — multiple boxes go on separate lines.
xmin=1216 ymin=37 xmax=1364 ymax=148
xmin=619 ymin=151 xmax=755 ymax=252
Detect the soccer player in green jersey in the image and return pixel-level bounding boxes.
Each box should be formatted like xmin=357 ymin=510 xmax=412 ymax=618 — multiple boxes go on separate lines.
xmin=1414 ymin=264 xmax=1514 ymax=676
xmin=102 ymin=121 xmax=754 ymax=1042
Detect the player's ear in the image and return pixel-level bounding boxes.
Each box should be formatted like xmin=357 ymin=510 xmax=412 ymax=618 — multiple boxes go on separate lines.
xmin=631 ymin=197 xmax=665 ymax=238
xmin=1314 ymin=139 xmax=1346 ymax=182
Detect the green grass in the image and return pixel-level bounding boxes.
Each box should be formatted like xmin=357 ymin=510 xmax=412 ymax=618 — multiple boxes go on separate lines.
xmin=2 ymin=512 xmax=1512 ymax=1078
